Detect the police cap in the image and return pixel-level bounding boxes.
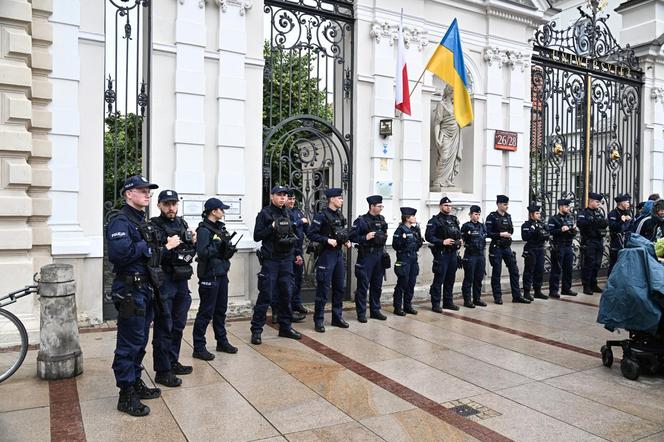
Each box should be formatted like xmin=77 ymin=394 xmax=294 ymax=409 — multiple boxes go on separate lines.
xmin=204 ymin=197 xmax=230 ymax=212
xmin=439 ymin=196 xmax=452 ymax=205
xmin=158 ymin=189 xmax=179 ymax=203
xmin=496 ymin=195 xmax=509 ymax=204
xmin=400 ymin=207 xmax=417 ymax=216
xmin=122 ymin=175 xmax=158 ymax=194
xmin=614 ymin=193 xmax=630 ymax=203
xmin=366 ymin=195 xmax=383 ymax=206
xmin=557 ymin=198 xmax=571 ymax=206
xmin=271 ymin=185 xmax=289 ymax=195
xmin=325 ymin=188 xmax=343 ymax=198
xmin=527 ymin=203 xmax=541 ymax=213
xmin=469 ymin=205 xmax=481 ymax=214
xmin=588 ymin=192 xmax=604 ymax=202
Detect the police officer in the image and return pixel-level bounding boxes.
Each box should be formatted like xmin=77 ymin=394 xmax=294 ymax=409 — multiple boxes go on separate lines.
xmin=392 ymin=207 xmax=423 ymax=316
xmin=307 ymin=188 xmax=352 ymax=332
xmin=107 ymin=175 xmax=169 ymax=417
xmin=486 ymin=195 xmax=529 ymax=304
xmin=608 ymin=193 xmax=632 ymax=275
xmin=634 ymin=198 xmax=664 ymax=241
xmin=287 ymin=189 xmax=310 ymax=315
xmin=521 ymin=203 xmax=550 ymax=301
xmin=548 ymin=199 xmax=578 ymax=297
xmin=193 ymin=198 xmax=239 ymax=360
xmin=350 ymin=195 xmax=389 ymax=322
xmin=150 ymin=190 xmax=195 ymax=387
xmin=578 ymin=192 xmax=608 ymax=295
xmin=460 ymin=205 xmax=487 ymax=308
xmin=425 ymin=196 xmax=462 ymax=312
xmin=250 ymin=186 xmax=302 ymax=344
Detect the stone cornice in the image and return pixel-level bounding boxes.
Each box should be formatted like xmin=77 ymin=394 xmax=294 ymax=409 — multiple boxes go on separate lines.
xmin=369 ymin=21 xmax=429 ymax=51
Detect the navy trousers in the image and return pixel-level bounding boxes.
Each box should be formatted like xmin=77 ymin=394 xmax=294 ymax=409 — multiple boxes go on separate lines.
xmin=522 ymin=247 xmax=545 ymax=292
xmin=461 ymin=254 xmax=485 ymax=302
xmin=251 ymin=258 xmax=294 ymax=333
xmin=581 ymin=239 xmax=603 ymax=288
xmin=489 ymin=245 xmax=521 ymax=301
xmin=429 ymin=250 xmax=457 ymax=307
xmin=112 ymin=282 xmax=154 ymax=389
xmin=549 ymin=245 xmax=574 ymax=294
xmin=153 ymin=277 xmax=191 ymax=373
xmin=393 ymin=254 xmax=419 ymax=310
xmin=193 ymin=275 xmax=229 ymax=351
xmin=314 ymin=250 xmax=345 ymax=324
xmin=354 ymin=251 xmax=384 ymax=317
xmin=292 ymin=260 xmax=304 ymax=309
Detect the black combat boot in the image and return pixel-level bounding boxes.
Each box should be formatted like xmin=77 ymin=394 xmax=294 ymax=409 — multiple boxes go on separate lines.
xmin=216 ymin=341 xmax=238 ymax=354
xmin=172 ymin=361 xmax=193 ymax=375
xmin=133 ymin=378 xmax=161 ymax=400
xmin=404 ymin=306 xmax=418 ymax=314
xmin=533 ymin=288 xmax=548 ymax=300
xmin=523 ymin=290 xmax=534 ymax=302
xmin=154 ymin=371 xmax=182 ymax=388
xmin=393 ymin=307 xmax=406 ymax=316
xmin=117 ymin=386 xmax=150 ymax=417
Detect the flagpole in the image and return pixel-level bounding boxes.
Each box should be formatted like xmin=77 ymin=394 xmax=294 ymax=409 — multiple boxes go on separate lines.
xmin=409 ymin=69 xmax=426 ymax=98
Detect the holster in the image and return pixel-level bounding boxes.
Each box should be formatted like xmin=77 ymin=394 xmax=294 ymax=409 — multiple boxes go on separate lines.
xmin=256 ymin=249 xmax=265 ymax=266
xmin=381 ymin=252 xmax=392 ymax=269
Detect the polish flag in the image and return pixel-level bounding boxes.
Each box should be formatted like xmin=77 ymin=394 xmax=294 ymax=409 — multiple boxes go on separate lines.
xmin=395 ymin=13 xmax=411 ymax=115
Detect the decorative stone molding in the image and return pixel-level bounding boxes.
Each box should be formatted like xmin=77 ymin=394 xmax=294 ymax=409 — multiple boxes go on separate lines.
xmin=484 ymin=46 xmax=508 ymax=68
xmin=178 ymin=0 xmax=208 ymax=7
xmin=370 ymin=21 xmax=397 ymax=46
xmin=507 ymin=51 xmax=531 ymax=72
xmin=652 ymin=87 xmax=664 ymax=103
xmin=370 ymin=21 xmax=428 ymax=51
xmin=215 ymin=0 xmax=253 ymax=14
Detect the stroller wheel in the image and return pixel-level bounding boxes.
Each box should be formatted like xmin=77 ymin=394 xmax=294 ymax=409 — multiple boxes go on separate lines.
xmin=620 ymin=358 xmax=640 ymax=381
xmin=601 ymin=345 xmax=613 ymax=368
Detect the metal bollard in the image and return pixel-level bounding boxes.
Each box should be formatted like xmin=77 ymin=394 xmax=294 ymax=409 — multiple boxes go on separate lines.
xmin=37 ymin=264 xmax=83 ymax=380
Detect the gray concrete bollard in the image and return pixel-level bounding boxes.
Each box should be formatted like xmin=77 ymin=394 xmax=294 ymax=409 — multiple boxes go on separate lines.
xmin=37 ymin=263 xmax=83 ymax=380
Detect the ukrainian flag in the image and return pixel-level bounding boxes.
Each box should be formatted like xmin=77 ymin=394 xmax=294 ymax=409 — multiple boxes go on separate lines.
xmin=426 ymin=19 xmax=473 ymax=128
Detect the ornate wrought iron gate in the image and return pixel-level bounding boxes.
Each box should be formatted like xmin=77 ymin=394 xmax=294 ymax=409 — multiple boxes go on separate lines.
xmin=103 ymin=0 xmax=151 ymax=319
xmin=530 ymin=4 xmax=643 ymax=271
xmin=263 ymin=0 xmax=354 ymax=300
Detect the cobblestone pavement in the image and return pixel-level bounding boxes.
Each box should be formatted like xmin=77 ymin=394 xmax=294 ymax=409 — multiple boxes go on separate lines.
xmin=2 ymin=283 xmax=664 ymax=442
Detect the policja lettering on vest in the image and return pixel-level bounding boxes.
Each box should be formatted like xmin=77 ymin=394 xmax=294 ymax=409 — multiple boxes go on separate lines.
xmin=349 ymin=195 xmax=389 ymax=323
xmin=306 ymin=187 xmax=352 ymax=332
xmin=425 ymin=196 xmax=463 ymax=312
xmin=149 ymin=189 xmax=196 ymax=388
xmin=192 ymin=198 xmax=240 ymax=361
xmin=250 ymin=186 xmax=302 ymax=344
xmin=392 ymin=207 xmax=423 ymax=316
xmin=460 ymin=205 xmax=488 ymax=308
xmin=521 ymin=203 xmax=550 ymax=301
xmin=105 ymin=175 xmax=164 ymax=417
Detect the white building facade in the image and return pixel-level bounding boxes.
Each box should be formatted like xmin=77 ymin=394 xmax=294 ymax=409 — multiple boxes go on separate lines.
xmin=1 ymin=0 xmax=662 ymax=330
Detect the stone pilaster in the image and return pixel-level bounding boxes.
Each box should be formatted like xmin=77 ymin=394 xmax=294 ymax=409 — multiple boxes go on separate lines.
xmin=650 ymin=87 xmax=664 ymax=196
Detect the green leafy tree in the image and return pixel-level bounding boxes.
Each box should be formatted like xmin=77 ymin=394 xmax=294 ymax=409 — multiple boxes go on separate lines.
xmin=104 ymin=113 xmax=143 ymax=210
xmin=262 ymin=42 xmax=334 ymax=198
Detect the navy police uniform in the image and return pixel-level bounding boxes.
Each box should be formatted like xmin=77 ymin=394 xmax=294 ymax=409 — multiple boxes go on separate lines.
xmin=106 ymin=176 xmax=161 ymax=416
xmin=460 ymin=205 xmax=487 ymax=307
xmin=425 ymin=197 xmax=462 ymax=311
xmin=607 ymin=194 xmax=632 ymax=275
xmin=349 ymin=195 xmax=389 ymax=321
xmin=150 ymin=190 xmax=194 ymax=382
xmin=521 ymin=203 xmax=549 ymax=300
xmin=193 ymin=198 xmax=238 ymax=359
xmin=548 ymin=199 xmax=578 ymax=297
xmin=287 ymin=189 xmax=309 ymax=313
xmin=577 ymin=192 xmax=608 ymax=294
xmin=307 ymin=188 xmax=349 ymax=331
xmin=392 ymin=207 xmax=423 ymax=315
xmin=251 ymin=186 xmax=301 ymax=343
xmin=485 ymin=195 xmax=525 ymax=303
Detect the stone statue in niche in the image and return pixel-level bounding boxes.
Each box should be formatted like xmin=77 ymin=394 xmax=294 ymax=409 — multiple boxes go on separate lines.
xmin=431 ymin=85 xmax=463 ymax=189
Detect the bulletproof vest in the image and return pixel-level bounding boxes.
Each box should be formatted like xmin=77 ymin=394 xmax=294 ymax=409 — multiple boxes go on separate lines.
xmin=273 ymin=216 xmax=297 ymax=253
xmin=589 ymin=208 xmax=608 ymax=238
xmin=433 ymin=213 xmax=461 ymax=250
xmin=492 ymin=212 xmax=513 ymax=247
xmin=525 ymin=220 xmax=549 ymax=245
xmin=322 ymin=209 xmax=349 ymax=246
xmin=151 ymin=216 xmax=196 ymax=269
xmin=412 ymin=224 xmax=424 ymax=249
xmin=555 ymin=214 xmax=577 ymax=243
xmin=361 ymin=214 xmax=388 ymax=247
xmin=465 ymin=222 xmax=486 ymax=252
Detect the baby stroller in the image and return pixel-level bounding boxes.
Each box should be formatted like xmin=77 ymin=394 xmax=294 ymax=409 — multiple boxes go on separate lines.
xmin=597 ymin=233 xmax=664 ymax=380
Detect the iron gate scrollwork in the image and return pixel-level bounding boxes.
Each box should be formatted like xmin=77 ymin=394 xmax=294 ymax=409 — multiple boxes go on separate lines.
xmin=103 ymin=0 xmax=151 ymax=319
xmin=530 ymin=1 xmax=643 ymax=271
xmin=263 ymin=0 xmax=353 ymax=300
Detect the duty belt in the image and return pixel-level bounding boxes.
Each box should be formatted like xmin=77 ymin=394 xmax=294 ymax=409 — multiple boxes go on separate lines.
xmin=119 ymin=273 xmax=150 ymax=285
xmin=359 ymin=245 xmax=383 ymax=255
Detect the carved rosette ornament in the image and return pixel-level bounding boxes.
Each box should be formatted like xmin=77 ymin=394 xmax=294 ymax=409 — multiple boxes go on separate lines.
xmin=483 ymin=46 xmax=508 ymax=68
xmin=651 ymin=87 xmax=664 ymax=103
xmin=215 ymin=0 xmax=253 ymax=14
xmin=508 ymin=51 xmax=531 ymax=72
